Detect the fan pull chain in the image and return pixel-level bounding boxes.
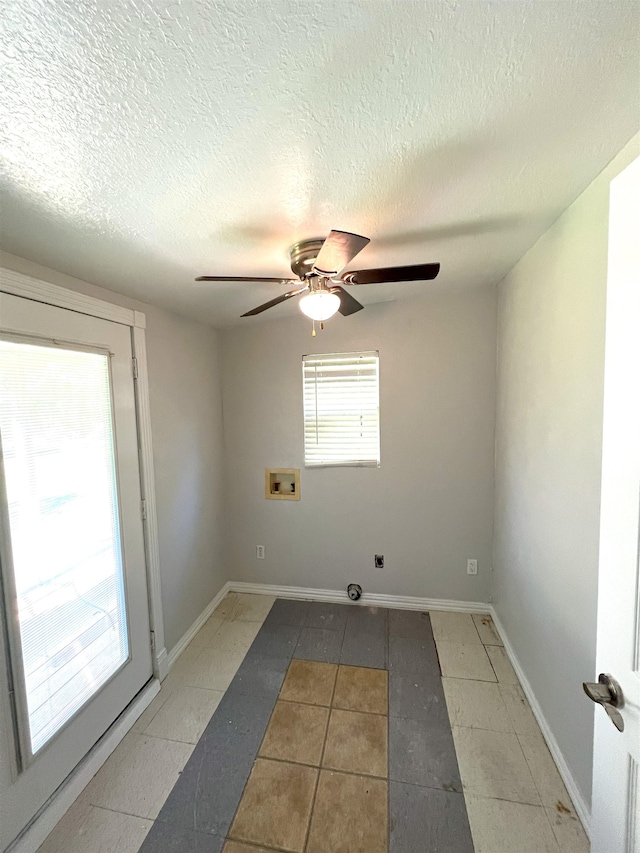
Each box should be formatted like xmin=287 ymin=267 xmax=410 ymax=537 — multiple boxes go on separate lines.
xmin=311 ymin=319 xmax=316 ymax=337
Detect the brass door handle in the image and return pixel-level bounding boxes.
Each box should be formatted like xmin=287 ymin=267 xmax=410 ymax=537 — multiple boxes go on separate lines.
xmin=583 ymin=673 xmax=624 ymax=732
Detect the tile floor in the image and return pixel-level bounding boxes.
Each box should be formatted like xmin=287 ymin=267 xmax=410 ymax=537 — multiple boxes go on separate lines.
xmin=229 ymin=660 xmax=388 ymax=852
xmin=434 ymin=611 xmax=590 ymax=853
xmin=36 ymin=594 xmax=590 ymax=853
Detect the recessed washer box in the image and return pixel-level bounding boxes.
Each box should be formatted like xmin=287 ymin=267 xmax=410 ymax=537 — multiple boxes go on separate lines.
xmin=265 ymin=468 xmax=300 ymax=500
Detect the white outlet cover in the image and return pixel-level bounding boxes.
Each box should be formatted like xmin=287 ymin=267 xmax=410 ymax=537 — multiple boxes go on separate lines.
xmin=467 ymin=559 xmax=478 ymax=575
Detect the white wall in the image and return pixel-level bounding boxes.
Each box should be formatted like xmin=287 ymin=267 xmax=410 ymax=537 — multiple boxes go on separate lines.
xmin=221 ymin=285 xmax=496 ymax=602
xmin=493 ymin=134 xmax=640 ymax=811
xmin=0 ymin=252 xmax=228 ymax=651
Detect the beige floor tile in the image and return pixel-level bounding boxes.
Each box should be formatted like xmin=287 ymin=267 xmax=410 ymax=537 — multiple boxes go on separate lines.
xmin=500 ymin=684 xmax=541 ymax=736
xmin=472 ymin=613 xmax=503 ymax=645
xmin=453 ymin=726 xmax=540 ymax=804
xmin=323 ymin=709 xmax=388 ymax=778
xmin=306 ymin=770 xmax=388 ymax=853
xmin=190 ymin=615 xmax=224 ymax=647
xmin=442 ymin=677 xmax=512 ymax=732
xmin=486 ymin=644 xmax=519 ymax=683
xmin=83 ymin=732 xmax=192 ymax=819
xmin=545 ymin=805 xmax=590 ymax=852
xmin=465 ymin=795 xmax=559 ymax=852
xmin=143 ymin=686 xmax=223 ymax=743
xmin=430 ymin=611 xmax=482 ymax=645
xmin=37 ymin=792 xmax=92 ymax=853
xmin=212 ymin=619 xmax=261 ymax=653
xmin=280 ymin=659 xmax=337 ymax=706
xmin=39 ymin=806 xmax=151 ymax=853
xmin=519 ymin=733 xmax=572 ymax=808
xmin=162 ymin=644 xmax=202 ymax=688
xmin=259 ymin=701 xmax=329 ymax=765
xmin=229 ymin=758 xmax=317 ymax=852
xmin=437 ymin=642 xmax=497 ymax=681
xmin=131 ymin=684 xmax=173 ymax=733
xmin=333 ymin=665 xmax=388 ymax=715
xmin=223 ymin=843 xmax=273 ymax=853
xmin=230 ymin=593 xmax=275 ymax=622
xmin=212 ymin=592 xmax=239 ymax=620
xmin=169 ymin=645 xmax=247 ymax=691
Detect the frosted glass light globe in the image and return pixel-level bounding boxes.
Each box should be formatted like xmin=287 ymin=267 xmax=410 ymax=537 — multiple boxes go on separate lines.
xmin=299 ymin=291 xmax=341 ymax=321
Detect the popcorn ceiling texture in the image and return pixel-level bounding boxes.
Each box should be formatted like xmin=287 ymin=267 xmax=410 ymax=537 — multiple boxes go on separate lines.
xmin=1 ymin=0 xmax=639 ymax=326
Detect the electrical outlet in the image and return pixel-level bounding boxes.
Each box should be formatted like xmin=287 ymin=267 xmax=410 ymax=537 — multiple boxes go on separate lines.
xmin=256 ymin=545 xmax=265 ymax=559
xmin=467 ymin=558 xmax=478 ymax=575
xmin=375 ymin=555 xmax=384 ymax=569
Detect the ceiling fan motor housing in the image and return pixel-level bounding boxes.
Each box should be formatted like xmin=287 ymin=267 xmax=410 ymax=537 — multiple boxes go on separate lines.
xmin=289 ymin=238 xmax=326 ymax=278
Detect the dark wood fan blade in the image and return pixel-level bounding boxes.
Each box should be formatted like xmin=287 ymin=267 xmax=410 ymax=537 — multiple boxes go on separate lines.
xmin=330 ymin=286 xmax=364 ymax=316
xmin=340 ymin=263 xmax=440 ymax=285
xmin=312 ymin=230 xmax=370 ymax=277
xmin=196 ymin=275 xmax=297 ymax=283
xmin=241 ymin=286 xmax=309 ymax=317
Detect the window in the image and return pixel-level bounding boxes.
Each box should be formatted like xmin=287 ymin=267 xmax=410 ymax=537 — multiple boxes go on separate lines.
xmin=302 ymin=351 xmax=380 ymax=468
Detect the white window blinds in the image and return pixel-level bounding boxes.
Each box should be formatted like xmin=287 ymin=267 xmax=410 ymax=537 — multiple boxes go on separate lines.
xmin=0 ymin=339 xmax=129 ymax=755
xmin=303 ymin=351 xmax=380 ymax=468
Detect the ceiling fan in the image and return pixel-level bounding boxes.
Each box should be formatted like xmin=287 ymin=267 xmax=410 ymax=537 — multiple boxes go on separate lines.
xmin=196 ymin=230 xmax=440 ymax=323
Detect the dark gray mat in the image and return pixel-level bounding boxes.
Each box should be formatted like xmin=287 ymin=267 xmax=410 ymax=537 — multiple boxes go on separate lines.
xmin=340 ymin=627 xmax=388 ymax=668
xmin=388 ymin=634 xmax=440 ymax=674
xmin=390 ymin=781 xmax=474 ymax=853
xmin=304 ymin=601 xmax=349 ymax=631
xmin=294 ymin=626 xmax=344 ymax=662
xmin=141 ymin=821 xmax=225 ymax=853
xmin=389 ymin=715 xmax=462 ymax=791
xmin=388 ymin=608 xmax=434 ymax=640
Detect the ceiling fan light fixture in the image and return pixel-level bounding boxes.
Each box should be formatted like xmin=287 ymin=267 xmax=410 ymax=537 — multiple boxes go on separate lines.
xmin=196 ymin=229 xmax=440 ymax=319
xmin=299 ymin=290 xmax=341 ymax=321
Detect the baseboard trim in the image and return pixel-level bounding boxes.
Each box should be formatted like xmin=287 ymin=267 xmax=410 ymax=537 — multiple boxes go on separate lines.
xmin=8 ymin=678 xmax=161 ymax=853
xmin=490 ymin=609 xmax=591 ymax=836
xmin=155 ymin=646 xmax=169 ymax=680
xmin=166 ymin=581 xmax=232 ymax=672
xmin=227 ymin=581 xmax=491 ymax=614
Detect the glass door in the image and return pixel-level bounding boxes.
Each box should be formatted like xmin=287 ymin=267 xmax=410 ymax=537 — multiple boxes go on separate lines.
xmin=0 ymin=338 xmax=132 ymax=760
xmin=0 ymin=293 xmax=152 ymax=850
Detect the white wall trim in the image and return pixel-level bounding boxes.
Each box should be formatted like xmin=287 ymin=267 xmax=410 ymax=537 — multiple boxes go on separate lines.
xmin=131 ymin=325 xmax=167 ymax=679
xmin=228 ymin=581 xmax=491 ymax=614
xmin=7 ymin=679 xmax=160 ymax=853
xmin=0 ymin=267 xmax=135 ymax=327
xmin=155 ymin=647 xmax=168 ymax=680
xmin=133 ymin=309 xmax=146 ymax=329
xmin=490 ymin=608 xmax=591 ymax=836
xmin=166 ymin=582 xmax=232 ymax=671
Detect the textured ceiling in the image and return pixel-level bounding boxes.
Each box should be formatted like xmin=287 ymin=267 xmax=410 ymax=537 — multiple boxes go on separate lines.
xmin=1 ymin=1 xmax=639 ymax=327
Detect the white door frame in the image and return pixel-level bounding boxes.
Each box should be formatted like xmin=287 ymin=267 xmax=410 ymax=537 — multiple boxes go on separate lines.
xmin=0 ymin=267 xmax=167 ymax=852
xmin=0 ymin=267 xmax=167 ymax=679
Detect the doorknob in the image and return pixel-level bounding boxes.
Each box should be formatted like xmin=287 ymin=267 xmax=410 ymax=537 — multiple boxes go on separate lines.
xmin=583 ymin=673 xmax=625 ymax=732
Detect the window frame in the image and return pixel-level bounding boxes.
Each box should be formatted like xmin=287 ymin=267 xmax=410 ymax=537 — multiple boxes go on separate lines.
xmin=302 ymin=350 xmax=381 ymax=469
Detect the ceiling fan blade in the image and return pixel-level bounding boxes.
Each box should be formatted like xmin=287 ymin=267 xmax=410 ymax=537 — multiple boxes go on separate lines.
xmin=312 ymin=230 xmax=370 ymax=277
xmin=196 ymin=275 xmax=297 ymax=284
xmin=330 ymin=286 xmax=364 ymax=316
xmin=241 ymin=285 xmax=309 ymax=317
xmin=340 ymin=263 xmax=440 ymax=285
